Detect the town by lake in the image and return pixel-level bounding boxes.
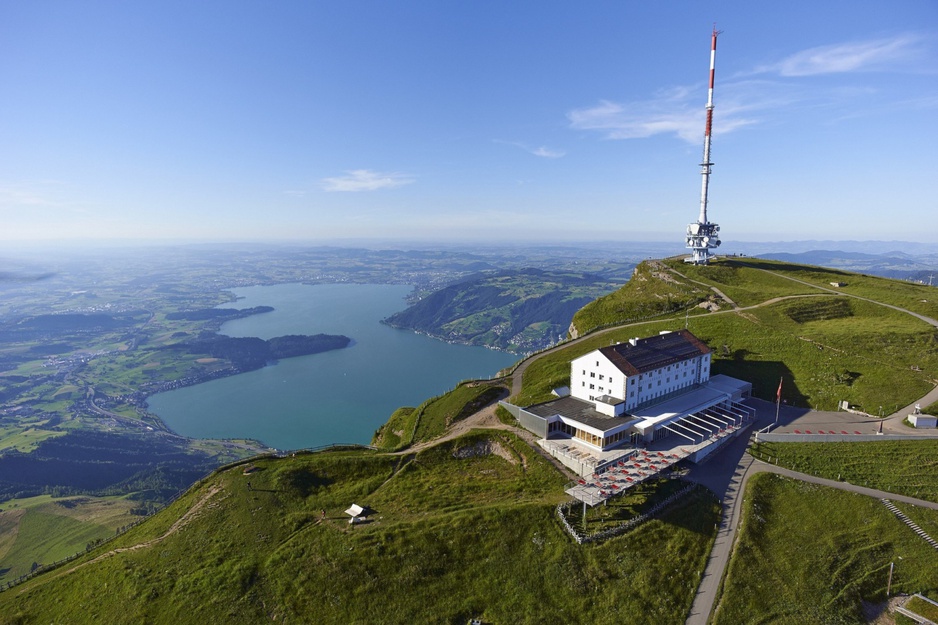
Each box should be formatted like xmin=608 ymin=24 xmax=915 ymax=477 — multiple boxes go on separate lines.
xmin=147 ymin=283 xmax=519 ymax=450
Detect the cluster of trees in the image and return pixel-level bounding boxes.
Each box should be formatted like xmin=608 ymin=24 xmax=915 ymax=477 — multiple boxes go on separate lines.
xmin=183 ymin=333 xmax=351 ymax=371
xmin=0 ymin=430 xmax=216 ymax=505
xmin=164 ymin=306 xmax=274 ymax=321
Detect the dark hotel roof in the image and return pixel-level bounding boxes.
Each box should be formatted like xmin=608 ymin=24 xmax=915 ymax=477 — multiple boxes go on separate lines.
xmin=598 ymin=329 xmax=710 ymax=376
xmin=525 ymin=395 xmax=635 ymax=432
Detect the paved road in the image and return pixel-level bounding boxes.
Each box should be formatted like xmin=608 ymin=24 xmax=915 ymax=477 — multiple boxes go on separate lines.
xmin=682 ymin=264 xmax=938 ymax=625
xmin=684 ymin=396 xmax=938 ymax=625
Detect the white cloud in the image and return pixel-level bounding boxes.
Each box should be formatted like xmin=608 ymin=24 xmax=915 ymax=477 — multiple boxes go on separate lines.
xmin=768 ymin=34 xmax=923 ymax=77
xmin=0 ymin=182 xmax=64 ymax=210
xmin=531 ymin=146 xmax=566 ymax=158
xmin=495 ymin=140 xmax=566 ymax=158
xmin=320 ymin=169 xmax=415 ymax=192
xmin=568 ymin=95 xmax=757 ymax=144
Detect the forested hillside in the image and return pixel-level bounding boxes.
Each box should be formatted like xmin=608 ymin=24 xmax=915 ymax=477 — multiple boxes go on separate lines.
xmin=384 ymin=268 xmax=621 ymax=352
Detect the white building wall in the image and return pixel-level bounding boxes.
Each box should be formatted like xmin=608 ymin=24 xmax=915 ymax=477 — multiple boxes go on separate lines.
xmin=573 ymin=349 xmax=712 ymax=412
xmin=570 ymin=353 xmax=625 ymax=403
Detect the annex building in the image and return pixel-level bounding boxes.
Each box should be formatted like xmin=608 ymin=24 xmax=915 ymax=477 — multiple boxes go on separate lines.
xmin=501 ymin=329 xmax=754 ymax=484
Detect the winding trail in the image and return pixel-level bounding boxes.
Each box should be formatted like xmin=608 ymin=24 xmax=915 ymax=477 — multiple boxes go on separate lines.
xmin=19 ymin=484 xmax=224 ymax=593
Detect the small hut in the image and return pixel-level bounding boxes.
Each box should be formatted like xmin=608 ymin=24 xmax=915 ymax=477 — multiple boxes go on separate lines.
xmin=344 ymin=503 xmax=366 ymax=524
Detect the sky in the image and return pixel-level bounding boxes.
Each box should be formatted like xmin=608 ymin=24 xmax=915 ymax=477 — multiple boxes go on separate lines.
xmin=1 ymin=1 xmax=936 ymax=246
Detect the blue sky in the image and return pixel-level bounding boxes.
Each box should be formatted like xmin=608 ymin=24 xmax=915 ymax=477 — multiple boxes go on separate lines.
xmin=1 ymin=1 xmax=936 ymax=245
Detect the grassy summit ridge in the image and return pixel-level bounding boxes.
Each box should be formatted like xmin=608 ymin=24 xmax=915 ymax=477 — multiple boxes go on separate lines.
xmin=0 ymin=432 xmax=719 ymax=624
xmin=527 ymin=257 xmax=938 ymax=413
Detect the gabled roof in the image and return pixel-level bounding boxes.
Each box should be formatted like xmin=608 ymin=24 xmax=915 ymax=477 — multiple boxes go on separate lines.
xmin=598 ymin=329 xmax=710 ymax=376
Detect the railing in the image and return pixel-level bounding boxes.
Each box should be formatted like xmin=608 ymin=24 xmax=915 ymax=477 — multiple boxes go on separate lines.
xmin=557 ymin=481 xmax=700 ymax=544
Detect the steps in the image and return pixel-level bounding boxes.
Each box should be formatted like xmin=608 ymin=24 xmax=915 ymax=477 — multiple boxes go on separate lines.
xmin=881 ymin=499 xmax=938 ymax=550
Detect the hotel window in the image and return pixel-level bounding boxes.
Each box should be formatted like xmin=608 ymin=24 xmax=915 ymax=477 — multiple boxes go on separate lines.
xmin=590 ymin=372 xmax=595 ymax=378
xmin=589 ymin=384 xmax=595 ymax=390
xmin=630 ymin=378 xmax=635 ymax=385
xmin=599 ymin=374 xmax=604 ymax=381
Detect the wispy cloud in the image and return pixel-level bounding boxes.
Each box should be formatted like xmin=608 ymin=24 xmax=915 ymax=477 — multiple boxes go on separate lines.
xmin=568 ymin=33 xmax=930 ymax=144
xmin=495 ymin=140 xmax=566 ymax=158
xmin=0 ymin=180 xmax=72 ymax=212
xmin=568 ymin=91 xmax=758 ymax=144
xmin=765 ymin=34 xmax=924 ymax=77
xmin=320 ymin=169 xmax=415 ymax=192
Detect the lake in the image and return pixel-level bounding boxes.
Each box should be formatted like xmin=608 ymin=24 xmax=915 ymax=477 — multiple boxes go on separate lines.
xmin=147 ymin=283 xmax=519 ymax=450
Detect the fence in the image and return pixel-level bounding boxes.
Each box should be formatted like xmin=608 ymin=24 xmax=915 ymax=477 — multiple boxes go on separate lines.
xmin=755 ymin=433 xmax=938 ymax=443
xmin=557 ymin=481 xmax=701 ymax=545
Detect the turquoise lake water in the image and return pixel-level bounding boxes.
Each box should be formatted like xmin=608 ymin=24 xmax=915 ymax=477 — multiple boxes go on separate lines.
xmin=147 ymin=283 xmax=518 ymax=450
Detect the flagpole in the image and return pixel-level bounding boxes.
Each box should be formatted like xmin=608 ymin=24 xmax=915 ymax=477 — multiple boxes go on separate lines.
xmin=774 ymin=377 xmax=783 ymax=427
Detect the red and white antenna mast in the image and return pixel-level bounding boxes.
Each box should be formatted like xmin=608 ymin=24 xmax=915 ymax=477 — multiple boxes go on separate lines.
xmin=685 ymin=26 xmax=723 ymax=265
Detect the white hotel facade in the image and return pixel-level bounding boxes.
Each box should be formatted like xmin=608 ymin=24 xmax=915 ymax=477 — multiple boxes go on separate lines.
xmin=502 ymin=329 xmax=753 ymax=476
xmin=570 ymin=331 xmax=711 ymax=416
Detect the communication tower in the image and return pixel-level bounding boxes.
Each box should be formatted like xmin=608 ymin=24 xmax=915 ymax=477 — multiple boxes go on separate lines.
xmin=685 ymin=27 xmax=722 ymax=265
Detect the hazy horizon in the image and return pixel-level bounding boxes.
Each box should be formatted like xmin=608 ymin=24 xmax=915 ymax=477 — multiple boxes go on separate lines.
xmin=2 ymin=1 xmax=936 ymax=243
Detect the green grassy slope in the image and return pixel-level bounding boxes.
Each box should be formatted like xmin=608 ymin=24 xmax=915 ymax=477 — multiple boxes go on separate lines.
xmin=0 ymin=432 xmax=718 ymax=624
xmin=748 ymin=440 xmax=938 ymax=502
xmin=0 ymin=495 xmax=138 ymax=584
xmin=517 ymin=260 xmax=938 ymax=412
xmin=570 ymin=260 xmax=708 ymax=336
xmin=712 ymin=474 xmax=938 ymax=624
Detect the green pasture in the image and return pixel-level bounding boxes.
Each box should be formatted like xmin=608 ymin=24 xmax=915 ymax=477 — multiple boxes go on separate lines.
xmin=0 ymin=425 xmax=66 ymax=453
xmin=905 ymin=595 xmax=938 ymax=623
xmin=748 ymin=440 xmax=938 ymax=502
xmin=0 ymin=432 xmax=718 ymax=624
xmin=665 ymin=258 xmax=823 ymax=307
xmin=0 ymin=495 xmax=137 ymax=584
xmin=516 ymin=289 xmax=937 ymax=413
xmin=372 ymin=406 xmax=418 ymax=450
xmin=750 ymin=259 xmax=938 ymax=321
xmin=712 ymin=474 xmax=938 ymax=624
xmin=571 ymin=260 xmax=708 ymax=335
xmin=400 ymin=382 xmax=505 ymax=444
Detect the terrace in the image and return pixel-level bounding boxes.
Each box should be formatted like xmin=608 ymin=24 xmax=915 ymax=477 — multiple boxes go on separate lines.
xmin=563 ymin=398 xmax=756 ymax=506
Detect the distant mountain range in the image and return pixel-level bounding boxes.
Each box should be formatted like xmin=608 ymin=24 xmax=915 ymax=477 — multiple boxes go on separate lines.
xmin=754 ymin=250 xmax=938 ymax=284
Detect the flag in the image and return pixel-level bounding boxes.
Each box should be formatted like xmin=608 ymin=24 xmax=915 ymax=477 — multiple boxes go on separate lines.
xmin=776 ymin=377 xmax=783 ymax=403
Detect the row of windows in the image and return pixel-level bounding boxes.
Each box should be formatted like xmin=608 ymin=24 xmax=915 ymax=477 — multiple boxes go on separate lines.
xmin=584 ymin=370 xmax=614 ymax=384
xmin=548 ymin=421 xmax=630 ymax=449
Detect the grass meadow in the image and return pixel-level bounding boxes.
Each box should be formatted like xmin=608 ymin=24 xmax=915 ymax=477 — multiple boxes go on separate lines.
xmin=0 ymin=432 xmax=719 ymax=624
xmin=514 ymin=288 xmax=937 ymax=413
xmin=748 ymin=440 xmax=938 ymax=503
xmin=0 ymin=495 xmax=137 ymax=584
xmin=374 ymin=381 xmax=507 ymax=450
xmin=712 ymin=473 xmax=938 ymax=625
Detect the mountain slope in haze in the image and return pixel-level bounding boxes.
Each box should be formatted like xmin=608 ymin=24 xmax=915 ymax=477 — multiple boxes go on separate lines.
xmin=384 ymin=268 xmax=623 ymax=352
xmin=757 ymin=250 xmax=938 ymax=283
